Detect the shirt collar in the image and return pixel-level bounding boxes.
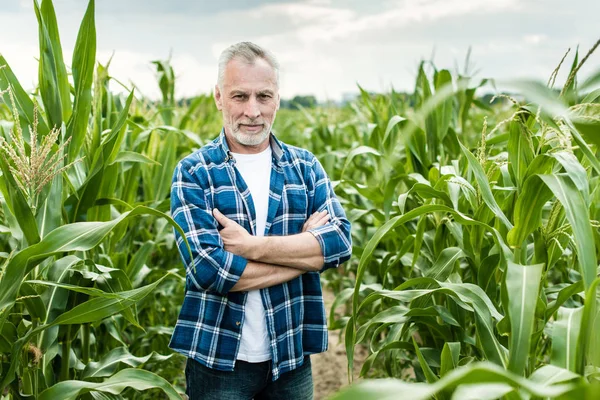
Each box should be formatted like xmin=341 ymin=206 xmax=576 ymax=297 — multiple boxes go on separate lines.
xmin=217 ymin=128 xmax=285 ymax=164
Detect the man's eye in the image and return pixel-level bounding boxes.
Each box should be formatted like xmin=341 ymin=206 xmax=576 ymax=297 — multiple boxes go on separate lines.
xmin=259 ymin=94 xmax=271 ymax=99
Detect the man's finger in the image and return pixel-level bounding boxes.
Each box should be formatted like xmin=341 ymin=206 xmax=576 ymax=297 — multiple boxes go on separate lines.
xmin=316 ymin=211 xmax=329 ymax=222
xmin=306 ymin=214 xmax=330 ymax=230
xmin=212 ymin=208 xmax=230 ymax=227
xmin=302 ymin=210 xmax=329 ymax=232
xmin=305 ymin=211 xmax=320 ymax=225
xmin=314 ymin=214 xmax=330 ymax=227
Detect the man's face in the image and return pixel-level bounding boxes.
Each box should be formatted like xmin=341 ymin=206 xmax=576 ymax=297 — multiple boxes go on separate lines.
xmin=214 ymin=57 xmax=280 ymax=149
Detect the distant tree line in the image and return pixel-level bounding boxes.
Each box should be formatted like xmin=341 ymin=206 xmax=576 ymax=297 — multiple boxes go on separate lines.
xmin=280 ymin=95 xmax=318 ymax=109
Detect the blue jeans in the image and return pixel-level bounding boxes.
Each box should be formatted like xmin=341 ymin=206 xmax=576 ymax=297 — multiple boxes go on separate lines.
xmin=185 ymin=356 xmax=313 ymax=400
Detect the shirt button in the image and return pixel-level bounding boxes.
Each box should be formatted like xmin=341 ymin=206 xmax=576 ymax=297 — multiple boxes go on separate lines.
xmin=236 ymin=321 xmax=241 ymax=326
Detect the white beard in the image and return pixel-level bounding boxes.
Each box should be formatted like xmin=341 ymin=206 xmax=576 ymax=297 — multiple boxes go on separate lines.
xmin=232 ymin=126 xmax=270 ymax=146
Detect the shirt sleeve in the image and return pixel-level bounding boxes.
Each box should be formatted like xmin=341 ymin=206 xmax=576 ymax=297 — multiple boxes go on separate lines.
xmin=171 ymin=160 xmax=247 ymax=295
xmin=306 ymin=155 xmax=352 ymax=273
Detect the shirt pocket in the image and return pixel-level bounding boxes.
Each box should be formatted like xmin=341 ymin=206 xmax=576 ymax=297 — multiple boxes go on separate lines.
xmin=212 ymin=185 xmax=252 ymax=230
xmin=280 ymin=182 xmax=308 ymax=235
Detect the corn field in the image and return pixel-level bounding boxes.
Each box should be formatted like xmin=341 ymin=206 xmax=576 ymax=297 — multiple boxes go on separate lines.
xmin=1 ymin=1 xmax=600 ymax=399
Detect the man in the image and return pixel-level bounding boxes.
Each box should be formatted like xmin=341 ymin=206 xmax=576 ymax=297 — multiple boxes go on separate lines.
xmin=169 ymin=42 xmax=352 ymax=399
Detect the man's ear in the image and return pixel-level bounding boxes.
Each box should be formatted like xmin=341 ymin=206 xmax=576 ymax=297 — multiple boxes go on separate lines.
xmin=276 ymin=93 xmax=280 ymax=111
xmin=214 ymin=85 xmax=222 ymax=111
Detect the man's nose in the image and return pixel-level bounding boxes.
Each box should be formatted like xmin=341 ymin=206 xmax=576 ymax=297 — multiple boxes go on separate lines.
xmin=244 ymin=98 xmax=261 ymax=119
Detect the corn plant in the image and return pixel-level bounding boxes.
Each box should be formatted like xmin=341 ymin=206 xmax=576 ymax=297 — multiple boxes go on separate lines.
xmin=0 ymin=1 xmax=194 ymax=398
xmin=332 ymin=42 xmax=600 ymax=399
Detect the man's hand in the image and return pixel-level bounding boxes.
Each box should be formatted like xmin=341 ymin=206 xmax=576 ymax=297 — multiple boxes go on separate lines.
xmin=302 ymin=210 xmax=329 ymax=232
xmin=214 ymin=208 xmax=330 ymax=269
xmin=213 ymin=208 xmax=255 ymax=258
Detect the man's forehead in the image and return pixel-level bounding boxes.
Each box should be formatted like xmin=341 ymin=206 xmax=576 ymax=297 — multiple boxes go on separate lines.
xmin=222 ymin=58 xmax=278 ymax=89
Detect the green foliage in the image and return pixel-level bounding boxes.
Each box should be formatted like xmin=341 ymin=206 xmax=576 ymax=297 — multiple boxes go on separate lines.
xmin=1 ymin=1 xmax=599 ymax=399
xmin=0 ymin=1 xmax=196 ymax=397
xmin=328 ymin=42 xmax=600 ymax=399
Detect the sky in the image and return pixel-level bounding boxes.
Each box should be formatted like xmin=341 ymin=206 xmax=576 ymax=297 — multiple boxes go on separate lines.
xmin=0 ymin=0 xmax=598 ymax=101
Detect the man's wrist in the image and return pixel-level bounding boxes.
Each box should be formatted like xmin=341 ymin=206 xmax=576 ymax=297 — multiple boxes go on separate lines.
xmin=247 ymin=236 xmax=267 ymax=260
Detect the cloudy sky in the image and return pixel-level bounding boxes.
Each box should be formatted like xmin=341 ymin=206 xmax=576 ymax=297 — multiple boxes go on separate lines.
xmin=1 ymin=0 xmax=598 ymax=101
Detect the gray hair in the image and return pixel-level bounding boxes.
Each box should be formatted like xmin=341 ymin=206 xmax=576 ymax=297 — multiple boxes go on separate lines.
xmin=217 ymin=42 xmax=280 ymax=89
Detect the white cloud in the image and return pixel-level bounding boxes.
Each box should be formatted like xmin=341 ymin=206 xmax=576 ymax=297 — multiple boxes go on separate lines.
xmin=95 ymin=50 xmax=159 ymax=97
xmin=523 ymin=34 xmax=548 ymax=45
xmin=250 ymin=0 xmax=521 ymax=44
xmin=18 ymin=0 xmax=32 ymax=10
xmin=1 ymin=42 xmax=40 ymax=91
xmin=170 ymin=54 xmax=217 ymax=98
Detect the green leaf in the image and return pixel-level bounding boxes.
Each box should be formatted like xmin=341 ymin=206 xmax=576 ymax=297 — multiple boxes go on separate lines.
xmin=0 ymin=206 xmax=191 ymax=315
xmin=529 ymin=364 xmax=581 ymax=385
xmin=570 ymin=103 xmax=600 ymax=148
xmin=458 ymin=141 xmax=512 ymax=230
xmin=546 ymin=282 xmax=584 ymax=320
xmin=81 ymin=347 xmax=174 ymax=378
xmin=407 ymin=183 xmax=453 ymax=207
xmin=564 ymin=119 xmax=600 ymax=175
xmin=358 ymin=282 xmax=507 ymax=367
xmin=50 ymin=276 xmax=166 ymax=326
xmin=506 ymin=261 xmax=544 ymax=375
xmin=341 ymin=145 xmax=381 ymax=179
xmin=507 ymin=175 xmax=553 ymax=247
xmin=440 ymin=342 xmax=461 ymax=377
xmin=104 ymin=90 xmax=135 ymax=164
xmin=345 ymin=316 xmax=355 ymax=383
xmin=434 ymin=69 xmax=453 ymax=143
xmin=539 ymin=174 xmax=595 ymax=290
xmin=109 ymin=151 xmax=160 ymax=166
xmin=382 ymin=115 xmax=407 ymax=144
xmin=18 ymin=282 xmax=46 ymax=320
xmin=331 ymin=362 xmax=582 ymax=400
xmin=0 ymin=277 xmax=168 ymax=391
xmin=507 ymin=119 xmax=534 ymax=189
xmin=40 ymin=0 xmax=72 ymax=121
xmin=551 ymin=151 xmax=589 ymax=205
xmin=552 ymin=307 xmax=583 ymax=372
xmin=451 ymin=383 xmax=515 ymax=400
xmin=355 ymin=306 xmax=408 ymax=344
xmin=38 ymin=368 xmax=181 ymax=400
xmin=66 ymin=0 xmax=96 ymax=162
xmin=126 ymin=240 xmax=155 ymax=279
xmin=0 ymin=322 xmax=17 ymax=353
xmin=577 ymin=277 xmax=600 ymax=375
xmin=26 ymin=280 xmax=131 ymax=300
xmin=36 ymin=125 xmax=66 ymax=239
xmin=422 ymin=247 xmax=464 ymax=282
xmin=0 ymin=157 xmax=40 ymax=246
xmin=0 ymin=55 xmax=50 ymax=136
xmin=33 ymin=0 xmax=63 ymax=129
xmin=413 ymin=337 xmax=438 ymax=384
xmin=353 ymin=204 xmax=511 ymax=320
xmin=145 ymin=129 xmax=178 ymax=202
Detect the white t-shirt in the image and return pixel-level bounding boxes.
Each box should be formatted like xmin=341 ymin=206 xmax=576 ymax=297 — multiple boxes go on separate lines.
xmin=231 ymin=145 xmax=272 ymax=362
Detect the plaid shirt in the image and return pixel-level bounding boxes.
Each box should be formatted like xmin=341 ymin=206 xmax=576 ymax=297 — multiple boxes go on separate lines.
xmin=169 ymin=130 xmax=352 ymax=380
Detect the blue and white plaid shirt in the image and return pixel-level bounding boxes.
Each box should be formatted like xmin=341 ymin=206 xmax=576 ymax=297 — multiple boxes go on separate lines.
xmin=169 ymin=130 xmax=352 ymax=380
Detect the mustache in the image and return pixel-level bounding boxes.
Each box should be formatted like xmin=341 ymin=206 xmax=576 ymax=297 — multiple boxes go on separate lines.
xmin=237 ymin=121 xmax=264 ymax=125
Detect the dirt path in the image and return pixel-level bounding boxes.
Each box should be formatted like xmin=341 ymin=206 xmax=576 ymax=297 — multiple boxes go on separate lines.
xmin=311 ymin=287 xmax=367 ymax=400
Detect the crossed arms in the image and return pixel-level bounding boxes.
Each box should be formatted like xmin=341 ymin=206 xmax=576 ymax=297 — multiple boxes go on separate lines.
xmin=213 ymin=209 xmax=330 ymax=291
xmin=171 ymin=156 xmax=352 ymax=296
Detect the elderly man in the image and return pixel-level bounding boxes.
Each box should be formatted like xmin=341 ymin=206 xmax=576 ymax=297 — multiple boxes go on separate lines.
xmin=169 ymin=42 xmax=352 ymax=399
